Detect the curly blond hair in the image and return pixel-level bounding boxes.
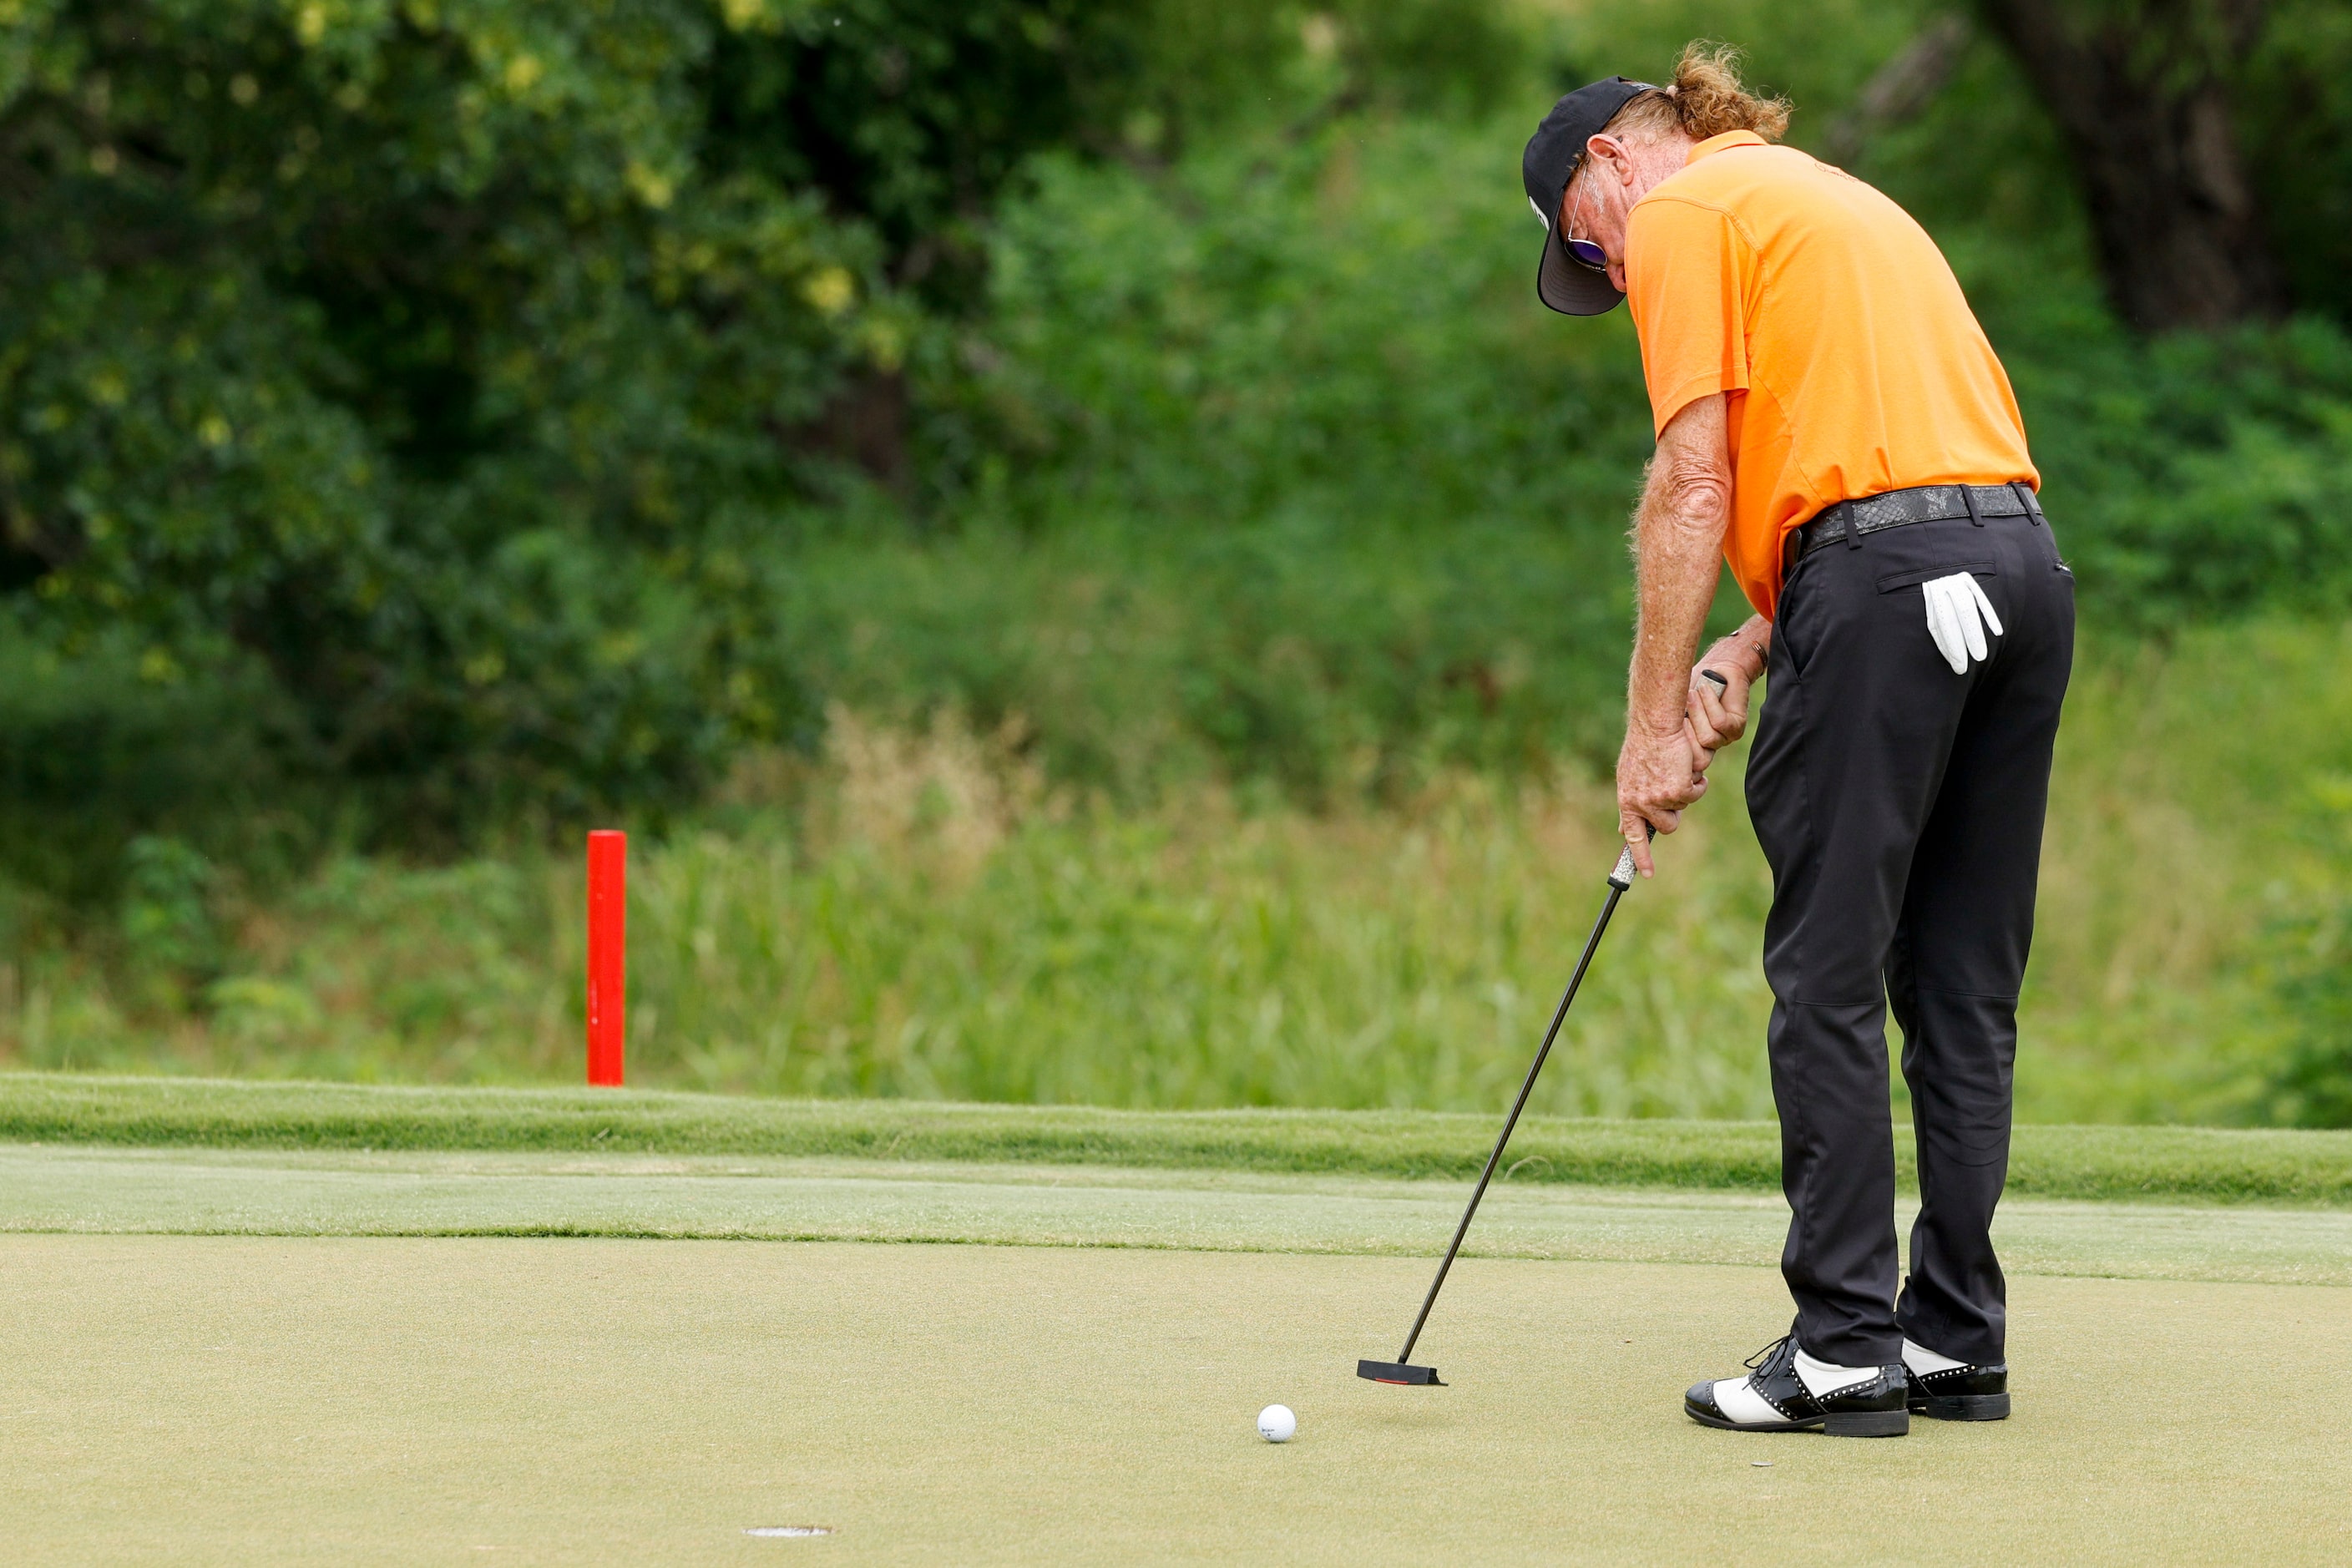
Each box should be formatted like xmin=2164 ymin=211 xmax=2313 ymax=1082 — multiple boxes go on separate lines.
xmin=1608 ymin=43 xmax=1790 ymax=144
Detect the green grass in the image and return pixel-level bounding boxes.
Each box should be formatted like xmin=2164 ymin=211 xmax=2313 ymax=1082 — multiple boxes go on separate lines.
xmin=11 ymin=1237 xmax=2352 ymax=1565
xmin=7 ymin=1071 xmax=2350 ymax=1205
xmin=3 ymin=620 xmax=2348 ymax=1125
xmin=13 ymin=1144 xmax=2352 ymax=1283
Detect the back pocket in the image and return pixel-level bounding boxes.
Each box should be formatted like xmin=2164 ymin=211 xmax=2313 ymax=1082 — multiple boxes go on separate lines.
xmin=1876 ymin=560 xmax=1995 ymax=594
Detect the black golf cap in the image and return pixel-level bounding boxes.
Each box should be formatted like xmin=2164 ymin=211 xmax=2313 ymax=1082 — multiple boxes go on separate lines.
xmin=1523 ymin=76 xmax=1654 ymax=316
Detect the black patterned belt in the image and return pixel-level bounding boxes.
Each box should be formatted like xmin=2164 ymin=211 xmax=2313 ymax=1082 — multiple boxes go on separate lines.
xmin=1794 ymin=481 xmax=2044 ymax=563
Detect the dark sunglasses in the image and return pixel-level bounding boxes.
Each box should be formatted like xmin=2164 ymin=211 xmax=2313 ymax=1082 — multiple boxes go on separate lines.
xmin=1559 ymin=174 xmax=1606 ymax=271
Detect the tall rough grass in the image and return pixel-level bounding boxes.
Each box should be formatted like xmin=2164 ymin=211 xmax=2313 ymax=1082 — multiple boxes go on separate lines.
xmin=2 ymin=620 xmax=2344 ymax=1124
xmin=2025 ymin=620 xmax=2352 ymax=1122
xmin=0 ymin=702 xmax=1779 ymax=1114
xmin=631 ymin=710 xmax=1777 ymax=1114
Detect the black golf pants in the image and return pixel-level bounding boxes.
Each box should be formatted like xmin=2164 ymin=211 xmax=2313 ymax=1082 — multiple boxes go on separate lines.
xmin=1745 ymin=508 xmax=2074 ymax=1368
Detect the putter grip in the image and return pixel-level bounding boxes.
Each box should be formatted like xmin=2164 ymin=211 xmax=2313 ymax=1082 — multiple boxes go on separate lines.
xmin=1609 ymin=823 xmax=1657 ymax=891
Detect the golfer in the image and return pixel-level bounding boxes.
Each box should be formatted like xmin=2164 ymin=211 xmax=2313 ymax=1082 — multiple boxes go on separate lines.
xmin=1523 ymin=48 xmax=2072 ymax=1437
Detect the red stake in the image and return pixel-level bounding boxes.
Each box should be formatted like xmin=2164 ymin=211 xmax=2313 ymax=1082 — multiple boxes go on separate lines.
xmin=586 ymin=830 xmax=627 ymax=1087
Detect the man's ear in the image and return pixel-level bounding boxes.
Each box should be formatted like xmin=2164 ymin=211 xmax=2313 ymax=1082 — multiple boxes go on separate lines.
xmin=1583 ymin=134 xmax=1633 ymax=194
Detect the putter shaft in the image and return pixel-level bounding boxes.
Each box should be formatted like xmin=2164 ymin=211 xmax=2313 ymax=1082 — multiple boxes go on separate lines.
xmin=1391 ymin=842 xmax=1641 ymax=1367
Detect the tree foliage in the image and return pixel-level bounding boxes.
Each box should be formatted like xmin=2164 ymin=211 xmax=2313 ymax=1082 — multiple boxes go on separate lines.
xmin=1961 ymin=0 xmax=2352 ymax=330
xmin=2239 ymin=0 xmax=2352 ymax=323
xmin=0 ymin=0 xmax=1145 ymax=826
xmin=3 ymin=0 xmax=2349 ymax=866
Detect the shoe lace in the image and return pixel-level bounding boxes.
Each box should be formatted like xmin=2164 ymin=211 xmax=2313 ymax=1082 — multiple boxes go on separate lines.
xmin=1743 ymin=1334 xmax=1794 ymax=1378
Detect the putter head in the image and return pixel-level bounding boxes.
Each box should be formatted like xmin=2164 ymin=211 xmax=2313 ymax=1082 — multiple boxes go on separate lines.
xmin=1357 ymin=1358 xmax=1444 ymax=1386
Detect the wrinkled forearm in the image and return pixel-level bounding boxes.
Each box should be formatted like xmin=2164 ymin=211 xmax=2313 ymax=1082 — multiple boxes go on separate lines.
xmin=1628 ymin=397 xmax=1734 ymax=736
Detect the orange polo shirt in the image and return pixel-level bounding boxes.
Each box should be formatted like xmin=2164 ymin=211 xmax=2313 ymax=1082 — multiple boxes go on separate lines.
xmin=1624 ymin=132 xmax=2036 ymax=619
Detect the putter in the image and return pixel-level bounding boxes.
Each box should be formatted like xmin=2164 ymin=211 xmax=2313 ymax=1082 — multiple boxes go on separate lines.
xmin=1358 ymin=670 xmax=1726 ymax=1388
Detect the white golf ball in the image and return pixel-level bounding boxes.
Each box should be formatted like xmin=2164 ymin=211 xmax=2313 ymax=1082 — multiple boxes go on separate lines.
xmin=1257 ymin=1404 xmax=1297 ymax=1443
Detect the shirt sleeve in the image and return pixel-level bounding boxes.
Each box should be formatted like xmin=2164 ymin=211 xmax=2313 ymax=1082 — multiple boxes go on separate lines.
xmin=1624 ymin=198 xmax=1755 ymax=438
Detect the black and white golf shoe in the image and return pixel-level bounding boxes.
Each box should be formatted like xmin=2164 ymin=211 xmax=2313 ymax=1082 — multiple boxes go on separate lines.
xmin=1684 ymin=1333 xmax=1909 ymax=1437
xmin=1904 ymin=1338 xmax=2011 ymax=1421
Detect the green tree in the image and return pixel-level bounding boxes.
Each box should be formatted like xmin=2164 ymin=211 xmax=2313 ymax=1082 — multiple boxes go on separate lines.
xmin=0 ymin=0 xmax=1144 ymax=831
xmin=2238 ymin=0 xmax=2352 ymax=322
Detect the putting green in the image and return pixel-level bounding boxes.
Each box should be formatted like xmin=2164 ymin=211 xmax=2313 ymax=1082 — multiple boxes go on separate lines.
xmin=6 ymin=1234 xmax=2350 ymax=1565
xmin=5 ymin=1143 xmax=2351 ymax=1285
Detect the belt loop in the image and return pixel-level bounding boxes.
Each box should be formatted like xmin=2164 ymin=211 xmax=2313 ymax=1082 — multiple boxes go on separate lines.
xmin=1961 ymin=484 xmax=1984 ymax=527
xmin=1844 ymin=502 xmax=1863 ymax=550
xmin=2011 ymin=481 xmax=2041 ymax=525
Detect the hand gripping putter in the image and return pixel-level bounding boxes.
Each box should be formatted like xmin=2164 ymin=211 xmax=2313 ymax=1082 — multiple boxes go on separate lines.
xmin=1357 ymin=673 xmax=1719 ymax=1388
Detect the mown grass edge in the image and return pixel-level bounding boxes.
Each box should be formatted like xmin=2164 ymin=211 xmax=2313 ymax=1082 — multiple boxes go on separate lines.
xmin=3 ymin=1072 xmax=2348 ymax=1205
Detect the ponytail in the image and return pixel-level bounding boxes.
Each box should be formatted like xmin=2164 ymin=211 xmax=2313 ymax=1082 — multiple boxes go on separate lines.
xmin=1610 ymin=43 xmax=1791 ymax=144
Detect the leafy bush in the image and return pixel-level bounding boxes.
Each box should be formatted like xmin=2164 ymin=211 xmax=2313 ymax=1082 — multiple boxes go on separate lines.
xmin=0 ymin=625 xmax=324 ymax=902
xmin=2243 ymin=0 xmax=2352 ymax=323
xmin=976 ymin=120 xmax=1655 ymax=534
xmin=771 ymin=519 xmax=1651 ymax=805
xmin=2016 ymin=318 xmax=2352 ymax=625
xmin=2269 ymin=903 xmax=2352 ymax=1128
xmin=2261 ymin=772 xmax=2352 ymax=1127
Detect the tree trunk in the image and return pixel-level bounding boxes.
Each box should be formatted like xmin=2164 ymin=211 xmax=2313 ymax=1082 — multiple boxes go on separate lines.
xmin=1975 ymin=0 xmax=2285 ymax=330
xmin=1824 ymin=16 xmax=1975 ymax=168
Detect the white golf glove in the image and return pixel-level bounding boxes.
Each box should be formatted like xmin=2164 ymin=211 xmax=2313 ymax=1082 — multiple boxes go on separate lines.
xmin=1921 ymin=572 xmax=2002 ymax=674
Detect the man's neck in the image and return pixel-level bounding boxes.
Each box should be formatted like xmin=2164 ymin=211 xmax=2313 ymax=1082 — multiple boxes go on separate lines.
xmin=1624 ymin=133 xmax=1699 ymax=202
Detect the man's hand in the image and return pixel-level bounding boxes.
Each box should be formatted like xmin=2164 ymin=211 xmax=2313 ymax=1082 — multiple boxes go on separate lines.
xmin=1687 ymin=665 xmax=1748 ymax=753
xmin=1686 ymin=618 xmax=1770 ymax=756
xmin=1617 ymin=719 xmax=1712 ymax=875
